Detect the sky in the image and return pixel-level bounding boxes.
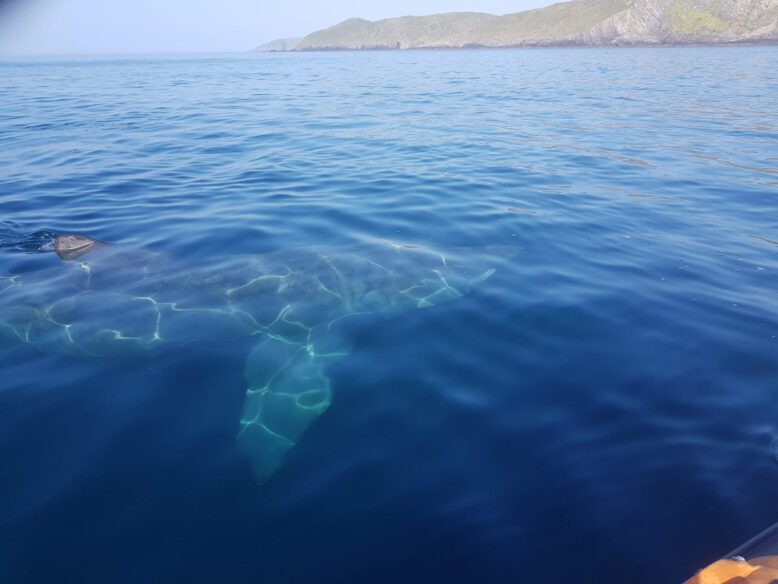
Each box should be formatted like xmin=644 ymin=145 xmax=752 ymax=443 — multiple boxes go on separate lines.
xmin=0 ymin=0 xmax=552 ymax=55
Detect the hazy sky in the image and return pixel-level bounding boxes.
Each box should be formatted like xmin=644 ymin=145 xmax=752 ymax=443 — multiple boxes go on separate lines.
xmin=0 ymin=0 xmax=552 ymax=55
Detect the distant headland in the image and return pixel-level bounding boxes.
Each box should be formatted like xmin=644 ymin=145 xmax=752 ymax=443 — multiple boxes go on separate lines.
xmin=254 ymin=0 xmax=778 ymax=51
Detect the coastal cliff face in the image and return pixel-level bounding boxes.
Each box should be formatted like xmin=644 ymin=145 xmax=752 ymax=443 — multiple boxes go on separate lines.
xmin=281 ymin=0 xmax=778 ymax=50
xmin=581 ymin=0 xmax=778 ymax=45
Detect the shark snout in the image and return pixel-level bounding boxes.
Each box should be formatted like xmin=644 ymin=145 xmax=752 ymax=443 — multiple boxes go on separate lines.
xmin=54 ymin=234 xmax=103 ymax=261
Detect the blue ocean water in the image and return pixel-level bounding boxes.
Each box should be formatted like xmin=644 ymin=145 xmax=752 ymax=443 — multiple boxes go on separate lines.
xmin=0 ymin=47 xmax=777 ymax=583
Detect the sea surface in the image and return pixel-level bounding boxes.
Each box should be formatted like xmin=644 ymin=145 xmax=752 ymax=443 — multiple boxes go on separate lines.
xmin=0 ymin=47 xmax=777 ymax=583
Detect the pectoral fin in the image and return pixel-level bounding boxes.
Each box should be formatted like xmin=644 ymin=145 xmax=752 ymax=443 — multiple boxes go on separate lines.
xmin=237 ymin=336 xmax=335 ymax=483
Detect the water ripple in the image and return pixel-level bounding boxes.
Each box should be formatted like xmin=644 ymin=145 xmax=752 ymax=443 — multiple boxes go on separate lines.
xmin=0 ymin=47 xmax=777 ymax=583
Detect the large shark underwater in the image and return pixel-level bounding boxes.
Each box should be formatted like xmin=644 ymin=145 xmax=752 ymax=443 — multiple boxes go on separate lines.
xmin=0 ymin=232 xmax=515 ymax=483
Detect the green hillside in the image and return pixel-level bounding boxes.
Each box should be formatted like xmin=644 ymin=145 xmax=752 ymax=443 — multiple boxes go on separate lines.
xmin=269 ymin=0 xmax=778 ymax=50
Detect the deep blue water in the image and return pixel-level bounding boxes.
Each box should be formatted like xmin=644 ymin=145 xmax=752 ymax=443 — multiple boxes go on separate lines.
xmin=1 ymin=47 xmax=777 ymax=583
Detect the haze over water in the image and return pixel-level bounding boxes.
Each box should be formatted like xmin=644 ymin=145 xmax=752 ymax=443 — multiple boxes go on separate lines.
xmin=1 ymin=47 xmax=777 ymax=583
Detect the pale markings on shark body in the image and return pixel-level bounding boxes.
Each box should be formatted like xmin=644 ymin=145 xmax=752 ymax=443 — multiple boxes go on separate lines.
xmin=0 ymin=238 xmax=514 ymax=483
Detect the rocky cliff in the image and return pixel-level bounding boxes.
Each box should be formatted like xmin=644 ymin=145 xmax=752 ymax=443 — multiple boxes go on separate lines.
xmin=275 ymin=0 xmax=778 ymax=50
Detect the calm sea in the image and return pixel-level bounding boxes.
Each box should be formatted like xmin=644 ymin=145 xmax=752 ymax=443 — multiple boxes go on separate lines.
xmin=1 ymin=47 xmax=777 ymax=583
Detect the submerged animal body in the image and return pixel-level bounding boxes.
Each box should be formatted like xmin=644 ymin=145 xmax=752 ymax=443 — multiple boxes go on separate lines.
xmin=0 ymin=238 xmax=509 ymax=482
